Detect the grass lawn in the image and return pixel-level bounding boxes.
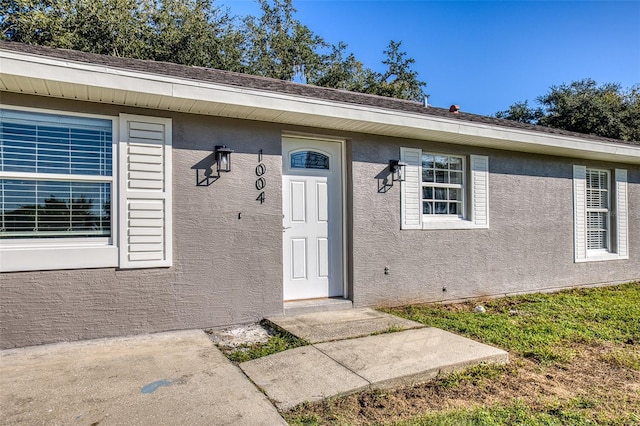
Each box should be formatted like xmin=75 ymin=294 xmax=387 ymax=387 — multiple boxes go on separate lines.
xmin=284 ymin=282 xmax=640 ymax=425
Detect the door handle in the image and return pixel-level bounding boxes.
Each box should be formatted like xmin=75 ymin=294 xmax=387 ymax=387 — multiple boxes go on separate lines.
xmin=282 ymin=226 xmax=291 ymax=232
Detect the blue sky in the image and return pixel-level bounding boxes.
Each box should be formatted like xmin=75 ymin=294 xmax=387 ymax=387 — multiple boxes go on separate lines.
xmin=225 ymin=0 xmax=640 ymax=116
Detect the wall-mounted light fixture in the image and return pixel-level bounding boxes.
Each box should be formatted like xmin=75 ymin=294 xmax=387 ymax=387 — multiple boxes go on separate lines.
xmin=215 ymin=145 xmax=234 ymax=174
xmin=389 ymin=160 xmax=407 ymax=182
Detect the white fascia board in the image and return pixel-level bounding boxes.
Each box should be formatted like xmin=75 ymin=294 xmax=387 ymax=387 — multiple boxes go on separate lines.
xmin=449 ymin=120 xmax=640 ymax=162
xmin=2 ymin=49 xmax=640 ymax=164
xmin=0 ymin=52 xmax=174 ymax=97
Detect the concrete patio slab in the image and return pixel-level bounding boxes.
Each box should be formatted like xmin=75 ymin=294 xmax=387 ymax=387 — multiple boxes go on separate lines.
xmin=0 ymin=330 xmax=286 ymax=426
xmin=266 ymin=307 xmax=424 ymax=343
xmin=240 ymin=345 xmax=369 ymax=410
xmin=316 ymin=327 xmax=509 ymax=388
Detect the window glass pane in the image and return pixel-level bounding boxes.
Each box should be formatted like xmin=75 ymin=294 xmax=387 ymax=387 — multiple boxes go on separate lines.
xmin=435 ymin=188 xmax=447 ymax=200
xmin=449 ymin=203 xmax=459 ymax=215
xmin=423 ymin=201 xmax=433 ymax=215
xmin=435 ymin=170 xmax=447 ymax=183
xmin=434 ymin=156 xmax=448 ymax=169
xmin=1 ymin=180 xmax=35 ymax=232
xmin=0 ymin=179 xmax=111 ymax=239
xmin=587 ymin=189 xmax=608 ymax=209
xmin=449 ymin=189 xmax=459 ymax=201
xmin=449 ymin=156 xmax=462 ymax=170
xmin=422 ymin=169 xmax=434 ymax=182
xmin=422 ymin=187 xmax=433 ymax=199
xmin=435 ymin=202 xmax=448 ymax=214
xmin=450 ymin=171 xmax=462 ymax=185
xmin=0 ymin=110 xmax=112 ymax=176
xmin=586 ymin=170 xmax=608 ymax=190
xmin=290 ymin=151 xmax=329 ymax=169
xmin=586 ymin=212 xmax=607 ymax=249
xmin=421 ymin=154 xmax=434 ymax=169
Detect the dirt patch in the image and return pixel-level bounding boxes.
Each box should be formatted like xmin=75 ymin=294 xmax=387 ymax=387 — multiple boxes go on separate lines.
xmin=204 ymin=322 xmax=275 ymax=350
xmin=285 ymin=341 xmax=640 ymax=425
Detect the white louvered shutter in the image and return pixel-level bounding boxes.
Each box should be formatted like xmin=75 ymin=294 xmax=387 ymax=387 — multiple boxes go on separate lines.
xmin=400 ymin=147 xmax=422 ymax=229
xmin=470 ymin=155 xmax=489 ymax=227
xmin=573 ymin=165 xmax=587 ymax=262
xmin=119 ymin=114 xmax=172 ymax=268
xmin=615 ymin=169 xmax=629 ymax=258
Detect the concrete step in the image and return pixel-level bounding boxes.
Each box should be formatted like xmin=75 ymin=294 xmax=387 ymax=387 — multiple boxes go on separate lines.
xmin=283 ymin=297 xmax=353 ymax=316
xmin=267 ymin=307 xmax=424 ymax=343
xmin=240 ymin=327 xmax=509 ymax=411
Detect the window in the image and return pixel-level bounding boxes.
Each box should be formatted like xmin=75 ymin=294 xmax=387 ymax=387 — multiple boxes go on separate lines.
xmin=421 ymin=154 xmax=464 ymax=216
xmin=1 ymin=109 xmax=113 ymax=240
xmin=400 ymin=147 xmax=488 ymax=230
xmin=573 ymin=165 xmax=628 ymax=262
xmin=290 ymin=151 xmax=330 ymax=170
xmin=0 ymin=108 xmax=172 ymax=272
xmin=586 ymin=169 xmax=609 ymax=251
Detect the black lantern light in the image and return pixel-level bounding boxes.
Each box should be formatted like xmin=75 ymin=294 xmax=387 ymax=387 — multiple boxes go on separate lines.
xmin=389 ymin=160 xmax=407 ymax=182
xmin=215 ymin=145 xmax=234 ymax=174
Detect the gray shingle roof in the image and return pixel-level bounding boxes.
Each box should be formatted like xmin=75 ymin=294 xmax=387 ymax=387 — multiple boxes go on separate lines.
xmin=1 ymin=41 xmax=638 ymax=146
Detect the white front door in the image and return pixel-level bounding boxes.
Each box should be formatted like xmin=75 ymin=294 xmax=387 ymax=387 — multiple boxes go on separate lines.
xmin=282 ymin=136 xmax=343 ymax=300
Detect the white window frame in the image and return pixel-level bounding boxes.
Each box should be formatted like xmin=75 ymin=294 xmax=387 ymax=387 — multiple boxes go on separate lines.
xmin=421 ymin=153 xmax=466 ymax=221
xmin=0 ymin=106 xmax=119 ymax=272
xmin=585 ymin=168 xmax=610 ymax=253
xmin=2 ymin=108 xmax=173 ymax=272
xmin=573 ymin=165 xmax=628 ymax=262
xmin=401 ymin=147 xmax=489 ymax=230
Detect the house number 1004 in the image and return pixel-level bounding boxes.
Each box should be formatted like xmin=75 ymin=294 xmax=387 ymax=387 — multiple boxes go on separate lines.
xmin=256 ymin=150 xmax=266 ymax=204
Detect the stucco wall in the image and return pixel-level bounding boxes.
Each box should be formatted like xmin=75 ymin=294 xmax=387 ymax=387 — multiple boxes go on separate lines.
xmin=350 ymin=134 xmax=640 ymax=307
xmin=2 ymin=93 xmax=638 ymax=348
xmin=0 ymin=94 xmax=286 ymax=348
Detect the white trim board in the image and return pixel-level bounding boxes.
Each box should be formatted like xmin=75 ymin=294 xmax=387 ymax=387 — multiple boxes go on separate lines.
xmin=2 ymin=48 xmax=640 ymax=165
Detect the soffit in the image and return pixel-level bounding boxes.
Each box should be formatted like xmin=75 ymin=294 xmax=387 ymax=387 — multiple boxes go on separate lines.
xmin=1 ymin=51 xmax=639 ymax=165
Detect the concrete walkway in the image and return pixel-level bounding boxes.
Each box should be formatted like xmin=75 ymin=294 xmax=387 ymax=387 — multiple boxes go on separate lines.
xmin=241 ymin=308 xmax=509 ymax=410
xmin=1 ymin=308 xmax=508 ymax=423
xmin=0 ymin=330 xmax=286 ymax=426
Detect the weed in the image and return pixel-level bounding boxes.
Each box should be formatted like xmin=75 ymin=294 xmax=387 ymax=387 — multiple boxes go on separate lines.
xmin=383 ymin=282 xmax=640 ymax=365
xmin=601 ymin=348 xmax=640 ymax=371
xmin=370 ymin=324 xmax=406 ymax=336
xmin=437 ymin=362 xmax=513 ymax=389
xmin=394 ymin=400 xmax=601 ymax=426
xmin=221 ymin=332 xmax=307 ymax=363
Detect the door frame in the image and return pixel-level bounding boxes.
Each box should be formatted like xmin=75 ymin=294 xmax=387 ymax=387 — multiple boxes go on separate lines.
xmin=282 ymin=132 xmax=348 ymax=300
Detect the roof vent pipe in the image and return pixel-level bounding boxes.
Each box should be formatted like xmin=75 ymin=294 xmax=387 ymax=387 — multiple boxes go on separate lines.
xmin=423 ymin=96 xmax=429 ymax=108
xmin=449 ymin=104 xmax=460 ymax=114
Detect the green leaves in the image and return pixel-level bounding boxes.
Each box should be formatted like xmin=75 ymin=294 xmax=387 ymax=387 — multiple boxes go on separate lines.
xmin=2 ymin=0 xmax=427 ymax=101
xmin=496 ymin=79 xmax=640 ymax=142
xmin=240 ymin=0 xmax=327 ymax=81
xmin=386 ymin=283 xmax=640 ymax=365
xmin=222 ymin=332 xmax=307 ymax=363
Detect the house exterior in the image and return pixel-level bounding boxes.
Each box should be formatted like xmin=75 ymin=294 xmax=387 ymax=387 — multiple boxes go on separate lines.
xmin=1 ymin=41 xmax=638 ymax=349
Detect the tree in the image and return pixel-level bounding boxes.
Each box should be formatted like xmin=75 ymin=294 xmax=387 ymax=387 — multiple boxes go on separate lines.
xmin=1 ymin=0 xmax=428 ymax=102
xmin=307 ymin=41 xmax=374 ymax=92
xmin=146 ymin=0 xmax=243 ymax=70
xmin=0 ymin=0 xmax=242 ymax=67
xmin=1 ymin=0 xmax=149 ymax=57
xmin=496 ymin=79 xmax=640 ymax=142
xmin=494 ymin=100 xmax=544 ymax=124
xmin=1 ymin=0 xmax=59 ymax=44
xmin=2 ymin=195 xmax=103 ymax=234
xmin=308 ymin=40 xmax=427 ymax=102
xmin=240 ymin=0 xmax=326 ymax=81
xmin=368 ymin=40 xmax=426 ymax=102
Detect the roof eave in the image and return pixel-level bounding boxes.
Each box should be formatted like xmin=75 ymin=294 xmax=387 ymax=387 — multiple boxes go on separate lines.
xmin=1 ymin=49 xmax=639 ymax=165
